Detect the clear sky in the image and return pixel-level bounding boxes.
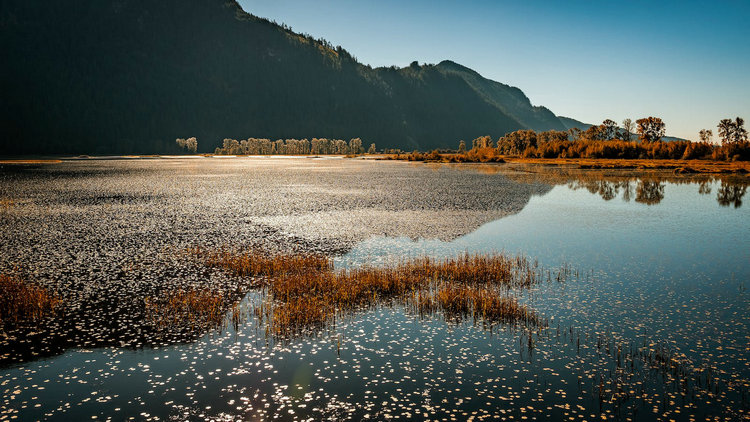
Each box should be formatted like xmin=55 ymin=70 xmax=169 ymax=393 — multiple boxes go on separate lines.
xmin=238 ymin=0 xmax=749 ymax=140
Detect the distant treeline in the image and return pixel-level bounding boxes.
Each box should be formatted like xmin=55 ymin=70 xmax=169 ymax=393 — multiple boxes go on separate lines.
xmin=213 ymin=137 xmax=376 ymax=155
xmin=402 ymin=117 xmax=750 ymax=162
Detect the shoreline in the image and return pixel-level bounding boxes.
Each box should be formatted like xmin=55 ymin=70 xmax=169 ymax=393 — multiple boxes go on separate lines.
xmin=380 ymin=154 xmax=750 ymax=174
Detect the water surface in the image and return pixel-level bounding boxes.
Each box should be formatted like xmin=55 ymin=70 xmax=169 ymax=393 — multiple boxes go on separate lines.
xmin=0 ymin=159 xmax=747 ymax=421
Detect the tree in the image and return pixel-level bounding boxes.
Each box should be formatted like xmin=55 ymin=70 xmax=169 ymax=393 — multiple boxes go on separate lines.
xmin=733 ymin=118 xmax=748 ymax=143
xmin=176 ymin=137 xmax=197 ymax=153
xmin=568 ymin=128 xmax=582 ymax=142
xmin=602 ymin=119 xmax=618 ymax=140
xmin=718 ymin=119 xmax=733 ymax=145
xmin=458 ymin=140 xmax=466 ymax=153
xmin=367 ymin=143 xmax=377 ymax=154
xmin=698 ymin=129 xmax=713 ymax=144
xmin=349 ymin=138 xmax=363 ymax=154
xmin=621 ymin=119 xmax=634 ymax=141
xmin=636 ymin=117 xmax=665 ymax=142
xmin=717 ymin=117 xmax=748 ymax=145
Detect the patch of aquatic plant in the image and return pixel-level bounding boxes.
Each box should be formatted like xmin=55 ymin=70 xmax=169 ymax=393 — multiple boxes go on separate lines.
xmin=144 ymin=287 xmax=226 ymax=331
xmin=195 ymin=249 xmax=550 ymax=336
xmin=0 ymin=274 xmax=60 ymax=326
xmin=0 ymin=198 xmax=15 ymax=212
xmin=190 ymin=246 xmax=331 ymax=279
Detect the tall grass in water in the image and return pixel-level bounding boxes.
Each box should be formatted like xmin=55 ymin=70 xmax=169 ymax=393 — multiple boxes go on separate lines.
xmin=190 ymin=246 xmax=331 ymax=279
xmin=0 ymin=198 xmax=15 ymax=211
xmin=195 ymin=249 xmax=547 ymax=336
xmin=144 ymin=288 xmax=225 ymax=330
xmin=0 ymin=274 xmax=60 ymax=325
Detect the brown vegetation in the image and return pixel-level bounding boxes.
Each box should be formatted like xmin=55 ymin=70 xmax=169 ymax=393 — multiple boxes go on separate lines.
xmin=505 ymin=157 xmax=750 ymax=174
xmin=389 ymin=117 xmax=750 ymax=170
xmin=193 ymin=249 xmax=549 ymax=336
xmin=144 ymin=288 xmax=225 ymax=330
xmin=0 ymin=274 xmax=60 ymax=326
xmin=0 ymin=198 xmax=15 ymax=211
xmin=0 ymin=159 xmax=62 ymax=164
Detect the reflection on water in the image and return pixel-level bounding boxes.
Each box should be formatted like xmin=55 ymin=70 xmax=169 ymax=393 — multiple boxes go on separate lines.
xmin=334 ymin=174 xmax=749 ymax=419
xmin=1 ymin=162 xmax=748 ymax=421
xmin=434 ymin=161 xmax=749 ymax=207
xmin=569 ymin=178 xmax=747 ymax=207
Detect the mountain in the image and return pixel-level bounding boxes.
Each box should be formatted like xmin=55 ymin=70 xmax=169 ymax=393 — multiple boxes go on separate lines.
xmin=558 ymin=116 xmax=593 ymax=131
xmin=1 ymin=0 xmax=577 ymax=155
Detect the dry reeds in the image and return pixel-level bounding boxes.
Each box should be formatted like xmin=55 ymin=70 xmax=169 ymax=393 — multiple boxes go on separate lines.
xmin=191 ymin=246 xmax=331 ymax=279
xmin=0 ymin=198 xmax=15 ymax=211
xmin=0 ymin=274 xmax=60 ymax=325
xmin=195 ymin=249 xmax=547 ymax=337
xmin=144 ymin=287 xmax=225 ymax=330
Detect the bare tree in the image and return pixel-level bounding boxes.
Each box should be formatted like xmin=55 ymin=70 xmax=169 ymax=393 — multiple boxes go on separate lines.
xmin=621 ymin=119 xmax=634 ymax=141
xmin=367 ymin=143 xmax=377 ymax=154
xmin=458 ymin=140 xmax=466 ymax=153
xmin=698 ymin=129 xmax=713 ymax=144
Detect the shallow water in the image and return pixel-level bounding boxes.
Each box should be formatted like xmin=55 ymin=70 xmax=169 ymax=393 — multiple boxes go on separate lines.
xmin=0 ymin=158 xmax=748 ymax=421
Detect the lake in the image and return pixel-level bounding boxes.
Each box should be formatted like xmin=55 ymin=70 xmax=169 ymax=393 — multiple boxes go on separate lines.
xmin=0 ymin=157 xmax=747 ymax=421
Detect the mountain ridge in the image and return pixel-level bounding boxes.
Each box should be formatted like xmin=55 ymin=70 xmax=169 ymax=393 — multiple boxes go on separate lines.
xmin=1 ymin=0 xmax=595 ymax=154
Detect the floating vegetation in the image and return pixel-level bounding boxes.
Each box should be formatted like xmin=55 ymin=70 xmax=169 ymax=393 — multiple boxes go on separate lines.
xmin=0 ymin=158 xmax=747 ymax=421
xmin=0 ymin=274 xmax=60 ymax=326
xmin=195 ymin=248 xmax=549 ymax=337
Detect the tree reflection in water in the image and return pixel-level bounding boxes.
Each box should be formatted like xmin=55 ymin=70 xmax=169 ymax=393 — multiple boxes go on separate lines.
xmin=634 ymin=181 xmax=666 ymax=205
xmin=716 ymin=182 xmax=747 ymax=208
xmin=438 ymin=162 xmax=748 ymax=208
xmin=517 ymin=169 xmax=749 ymax=207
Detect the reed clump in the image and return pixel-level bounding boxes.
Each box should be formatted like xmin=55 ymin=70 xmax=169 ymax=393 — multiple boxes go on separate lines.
xmin=0 ymin=198 xmax=15 ymax=211
xmin=190 ymin=246 xmax=331 ymax=279
xmin=196 ymin=249 xmax=547 ymax=336
xmin=144 ymin=287 xmax=225 ymax=330
xmin=0 ymin=274 xmax=61 ymax=326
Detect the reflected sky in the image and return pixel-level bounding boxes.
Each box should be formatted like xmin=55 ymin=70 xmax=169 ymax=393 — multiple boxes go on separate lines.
xmin=1 ymin=162 xmax=748 ymax=421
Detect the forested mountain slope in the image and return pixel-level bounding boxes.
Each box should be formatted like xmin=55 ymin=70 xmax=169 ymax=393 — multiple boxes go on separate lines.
xmin=1 ymin=0 xmax=574 ymax=154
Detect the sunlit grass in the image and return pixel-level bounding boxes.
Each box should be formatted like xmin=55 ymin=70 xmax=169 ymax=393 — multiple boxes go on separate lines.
xmin=0 ymin=274 xmax=60 ymax=325
xmin=193 ymin=249 xmax=549 ymax=336
xmin=144 ymin=288 xmax=225 ymax=330
xmin=0 ymin=198 xmax=15 ymax=211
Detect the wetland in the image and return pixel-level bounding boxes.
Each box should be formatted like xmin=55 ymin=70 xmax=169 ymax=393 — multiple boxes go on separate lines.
xmin=0 ymin=157 xmax=748 ymax=421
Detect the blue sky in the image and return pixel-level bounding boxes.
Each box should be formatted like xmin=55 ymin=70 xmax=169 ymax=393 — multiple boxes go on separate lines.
xmin=238 ymin=0 xmax=750 ymax=140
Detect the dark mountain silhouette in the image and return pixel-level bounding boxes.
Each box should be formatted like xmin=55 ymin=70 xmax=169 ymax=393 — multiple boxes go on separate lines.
xmin=2 ymin=0 xmax=581 ymax=154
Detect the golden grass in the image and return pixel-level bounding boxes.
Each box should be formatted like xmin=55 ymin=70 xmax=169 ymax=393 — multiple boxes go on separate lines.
xmin=0 ymin=274 xmax=61 ymax=325
xmin=504 ymin=157 xmax=750 ymax=173
xmin=0 ymin=198 xmax=15 ymax=211
xmin=389 ymin=152 xmax=750 ymax=174
xmin=0 ymin=159 xmax=62 ymax=164
xmin=144 ymin=288 xmax=225 ymax=330
xmin=194 ymin=249 xmax=546 ymax=336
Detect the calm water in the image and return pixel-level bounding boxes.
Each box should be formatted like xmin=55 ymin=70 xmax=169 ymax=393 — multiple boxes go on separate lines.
xmin=0 ymin=160 xmax=748 ymax=421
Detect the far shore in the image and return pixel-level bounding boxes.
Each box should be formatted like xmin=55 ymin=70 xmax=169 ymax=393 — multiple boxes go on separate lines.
xmin=1 ymin=154 xmax=749 ymax=175
xmin=376 ymin=154 xmax=750 ymax=174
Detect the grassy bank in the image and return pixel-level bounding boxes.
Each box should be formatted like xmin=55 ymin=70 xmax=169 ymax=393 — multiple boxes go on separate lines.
xmin=386 ymin=151 xmax=750 ymax=174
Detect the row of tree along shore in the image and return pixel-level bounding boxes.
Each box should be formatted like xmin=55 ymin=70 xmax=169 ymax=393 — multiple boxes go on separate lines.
xmin=400 ymin=116 xmax=749 ymax=163
xmin=211 ymin=137 xmax=377 ymax=156
xmin=175 ymin=116 xmax=748 ymax=162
